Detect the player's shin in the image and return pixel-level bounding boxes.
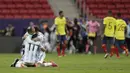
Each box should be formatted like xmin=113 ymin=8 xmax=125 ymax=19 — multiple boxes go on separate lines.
xmin=62 ymin=44 xmax=66 ymax=56
xmin=115 ymin=47 xmax=120 ymax=58
xmin=56 ymin=44 xmax=61 ymax=56
xmin=102 ymin=44 xmax=107 ymax=53
xmin=85 ymin=44 xmax=89 ymax=53
xmin=121 ymin=45 xmax=129 ymax=56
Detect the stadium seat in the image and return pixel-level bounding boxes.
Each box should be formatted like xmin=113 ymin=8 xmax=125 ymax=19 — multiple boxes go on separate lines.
xmin=116 ymin=4 xmax=124 ymax=9
xmin=82 ymin=0 xmax=130 ymax=18
xmin=107 ymin=5 xmax=116 ymax=9
xmin=5 ymin=15 xmax=14 ymax=19
xmin=0 ymin=15 xmax=5 ymax=18
xmin=120 ymin=9 xmax=128 ymax=14
xmin=0 ymin=0 xmax=54 ymax=18
xmin=121 ymin=0 xmax=130 ymax=3
xmin=113 ymin=0 xmax=121 ymax=3
xmin=14 ymin=15 xmax=22 ymax=18
xmin=98 ymin=4 xmax=107 ymax=8
xmin=125 ymin=4 xmax=130 ymax=8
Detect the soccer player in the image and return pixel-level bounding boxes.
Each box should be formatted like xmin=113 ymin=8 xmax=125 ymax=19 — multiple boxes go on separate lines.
xmin=86 ymin=19 xmax=100 ymax=54
xmin=54 ymin=11 xmax=67 ymax=57
xmin=11 ymin=34 xmax=58 ymax=67
xmin=102 ymin=10 xmax=116 ymax=58
xmin=110 ymin=13 xmax=129 ymax=58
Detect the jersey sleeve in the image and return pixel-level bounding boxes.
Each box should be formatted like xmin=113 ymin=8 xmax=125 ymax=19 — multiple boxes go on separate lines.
xmin=54 ymin=17 xmax=58 ymax=25
xmin=103 ymin=18 xmax=107 ymax=25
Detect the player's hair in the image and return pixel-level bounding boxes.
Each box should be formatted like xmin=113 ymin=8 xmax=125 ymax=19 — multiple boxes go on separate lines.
xmin=117 ymin=13 xmax=121 ymax=17
xmin=74 ymin=18 xmax=78 ymax=25
xmin=34 ymin=26 xmax=40 ymax=32
xmin=108 ymin=10 xmax=112 ymax=15
xmin=27 ymin=27 xmax=32 ymax=34
xmin=32 ymin=34 xmax=38 ymax=39
xmin=59 ymin=10 xmax=63 ymax=15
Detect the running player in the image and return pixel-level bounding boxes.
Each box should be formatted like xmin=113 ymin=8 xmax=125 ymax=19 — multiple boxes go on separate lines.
xmin=110 ymin=13 xmax=129 ymax=58
xmin=86 ymin=19 xmax=100 ymax=54
xmin=54 ymin=11 xmax=67 ymax=57
xmin=102 ymin=10 xmax=116 ymax=58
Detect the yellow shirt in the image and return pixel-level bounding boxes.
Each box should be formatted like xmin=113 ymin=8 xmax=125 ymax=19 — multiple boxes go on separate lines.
xmin=103 ymin=16 xmax=116 ymax=37
xmin=54 ymin=17 xmax=66 ymax=35
xmin=115 ymin=19 xmax=127 ymax=40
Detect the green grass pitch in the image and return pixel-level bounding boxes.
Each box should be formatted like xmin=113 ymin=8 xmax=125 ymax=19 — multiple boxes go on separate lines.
xmin=0 ymin=53 xmax=130 ymax=73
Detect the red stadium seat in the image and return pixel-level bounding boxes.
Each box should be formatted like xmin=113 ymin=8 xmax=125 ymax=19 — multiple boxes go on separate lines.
xmin=23 ymin=15 xmax=31 ymax=19
xmin=14 ymin=15 xmax=22 ymax=18
xmin=7 ymin=4 xmax=16 ymax=9
xmin=88 ymin=4 xmax=98 ymax=8
xmin=5 ymin=15 xmax=14 ymax=19
xmin=120 ymin=9 xmax=128 ymax=14
xmin=31 ymin=15 xmax=40 ymax=18
xmin=25 ymin=4 xmax=34 ymax=9
xmin=121 ymin=0 xmax=130 ymax=3
xmin=103 ymin=0 xmax=112 ymax=3
xmin=125 ymin=4 xmax=130 ymax=8
xmin=116 ymin=4 xmax=125 ymax=9
xmin=86 ymin=0 xmax=96 ymax=3
xmin=107 ymin=5 xmax=116 ymax=9
xmin=19 ymin=9 xmax=28 ymax=14
xmin=2 ymin=9 xmax=10 ymax=14
xmin=112 ymin=10 xmax=119 ymax=14
xmin=0 ymin=15 xmax=5 ymax=18
xmin=0 ymin=4 xmax=7 ymax=9
xmin=28 ymin=10 xmax=37 ymax=14
xmin=16 ymin=4 xmax=25 ymax=8
xmin=113 ymin=0 xmax=121 ymax=3
xmin=0 ymin=0 xmax=54 ymax=19
xmin=98 ymin=4 xmax=107 ymax=8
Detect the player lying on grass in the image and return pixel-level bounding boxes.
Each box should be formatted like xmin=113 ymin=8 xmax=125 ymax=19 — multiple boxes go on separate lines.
xmin=11 ymin=27 xmax=58 ymax=68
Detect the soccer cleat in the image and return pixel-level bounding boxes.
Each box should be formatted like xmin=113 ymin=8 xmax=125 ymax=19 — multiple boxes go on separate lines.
xmin=104 ymin=53 xmax=109 ymax=59
xmin=88 ymin=51 xmax=92 ymax=55
xmin=51 ymin=61 xmax=58 ymax=67
xmin=10 ymin=58 xmax=19 ymax=67
xmin=58 ymin=55 xmax=62 ymax=58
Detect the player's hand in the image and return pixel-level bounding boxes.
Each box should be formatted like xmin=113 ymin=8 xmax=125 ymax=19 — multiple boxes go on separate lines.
xmin=41 ymin=48 xmax=46 ymax=52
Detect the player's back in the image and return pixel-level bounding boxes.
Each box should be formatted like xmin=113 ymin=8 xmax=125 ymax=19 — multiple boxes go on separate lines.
xmin=115 ymin=19 xmax=127 ymax=40
xmin=103 ymin=16 xmax=116 ymax=37
xmin=22 ymin=36 xmax=41 ymax=64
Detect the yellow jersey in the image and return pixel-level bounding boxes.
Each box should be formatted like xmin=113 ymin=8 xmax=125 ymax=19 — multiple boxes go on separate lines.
xmin=103 ymin=16 xmax=116 ymax=37
xmin=54 ymin=16 xmax=66 ymax=35
xmin=115 ymin=19 xmax=127 ymax=40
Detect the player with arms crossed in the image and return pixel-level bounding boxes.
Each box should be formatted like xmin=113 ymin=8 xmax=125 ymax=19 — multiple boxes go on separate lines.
xmin=102 ymin=10 xmax=116 ymax=58
xmin=110 ymin=13 xmax=129 ymax=58
xmin=55 ymin=11 xmax=67 ymax=57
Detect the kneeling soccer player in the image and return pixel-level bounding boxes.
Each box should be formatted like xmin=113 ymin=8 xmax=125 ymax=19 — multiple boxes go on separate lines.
xmin=11 ymin=34 xmax=58 ymax=67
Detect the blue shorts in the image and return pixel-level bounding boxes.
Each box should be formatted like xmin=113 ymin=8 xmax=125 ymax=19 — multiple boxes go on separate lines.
xmin=102 ymin=36 xmax=114 ymax=45
xmin=115 ymin=39 xmax=125 ymax=47
xmin=57 ymin=35 xmax=66 ymax=44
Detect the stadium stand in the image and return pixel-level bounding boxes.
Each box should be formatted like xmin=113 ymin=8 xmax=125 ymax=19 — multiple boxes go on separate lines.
xmin=77 ymin=0 xmax=130 ymax=19
xmin=0 ymin=0 xmax=54 ymax=19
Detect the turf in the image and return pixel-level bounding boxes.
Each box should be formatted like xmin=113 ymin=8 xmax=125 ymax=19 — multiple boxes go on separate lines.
xmin=0 ymin=53 xmax=130 ymax=73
